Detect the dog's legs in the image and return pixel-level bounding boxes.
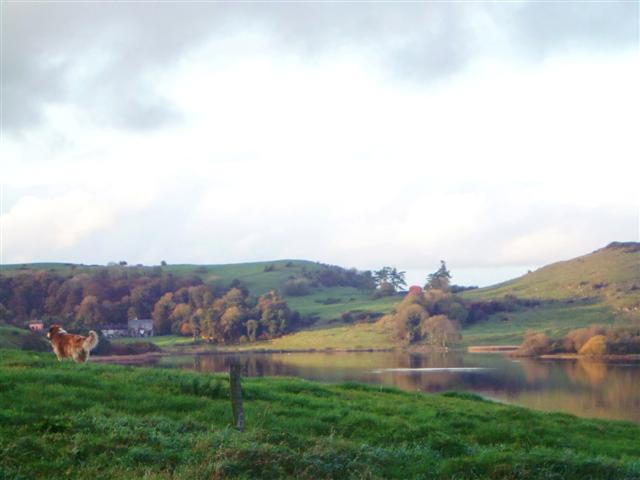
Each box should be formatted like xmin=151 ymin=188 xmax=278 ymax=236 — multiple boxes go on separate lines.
xmin=74 ymin=350 xmax=87 ymax=363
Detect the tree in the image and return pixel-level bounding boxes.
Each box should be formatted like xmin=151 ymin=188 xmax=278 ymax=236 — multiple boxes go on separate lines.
xmin=373 ymin=267 xmax=390 ymax=287
xmin=388 ymin=267 xmax=407 ymax=291
xmin=394 ymin=304 xmax=428 ymax=343
xmin=245 ymin=319 xmax=258 ymax=342
xmin=76 ymin=295 xmax=102 ymax=327
xmin=152 ymin=293 xmax=175 ymax=335
xmin=420 ymin=315 xmax=460 ymax=348
xmin=425 ymin=261 xmax=452 ymax=291
xmin=373 ymin=266 xmax=405 ymax=296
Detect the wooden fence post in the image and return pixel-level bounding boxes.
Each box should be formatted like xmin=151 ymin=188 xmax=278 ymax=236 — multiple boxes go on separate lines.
xmin=229 ymin=359 xmax=245 ymax=432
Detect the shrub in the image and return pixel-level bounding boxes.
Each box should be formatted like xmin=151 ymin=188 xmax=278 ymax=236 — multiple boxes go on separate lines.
xmin=282 ymin=278 xmax=311 ymax=296
xmin=419 ymin=315 xmax=461 ymax=348
xmin=603 ymin=327 xmax=640 ymax=354
xmin=562 ymin=326 xmax=606 ymax=353
xmin=578 ymin=335 xmax=607 ymax=356
xmin=394 ymin=304 xmax=428 ymax=342
xmin=512 ymin=331 xmax=552 ymax=357
xmin=373 ymin=283 xmax=396 ymax=298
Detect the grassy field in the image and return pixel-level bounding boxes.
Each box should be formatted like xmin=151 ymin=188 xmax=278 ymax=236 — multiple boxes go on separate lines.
xmin=112 ymin=322 xmax=399 ymax=352
xmin=285 ymin=287 xmax=400 ymax=324
xmin=0 ymin=325 xmax=29 ymax=349
xmin=239 ymin=321 xmax=398 ymax=351
xmin=461 ymin=301 xmax=620 ymax=346
xmin=1 ymin=349 xmax=639 ymax=479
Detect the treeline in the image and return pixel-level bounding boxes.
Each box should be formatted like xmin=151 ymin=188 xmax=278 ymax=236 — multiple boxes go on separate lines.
xmin=513 ymin=326 xmax=640 ymax=357
xmin=282 ymin=264 xmax=376 ymax=296
xmin=0 ymin=267 xmax=303 ymax=343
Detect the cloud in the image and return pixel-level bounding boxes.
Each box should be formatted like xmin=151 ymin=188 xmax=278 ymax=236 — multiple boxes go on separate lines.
xmin=2 ymin=3 xmax=638 ymax=286
xmin=2 ymin=2 xmax=637 ymax=132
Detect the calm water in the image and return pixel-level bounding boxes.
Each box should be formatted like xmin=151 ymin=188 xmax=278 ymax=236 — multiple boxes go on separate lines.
xmin=113 ymin=351 xmax=640 ymax=423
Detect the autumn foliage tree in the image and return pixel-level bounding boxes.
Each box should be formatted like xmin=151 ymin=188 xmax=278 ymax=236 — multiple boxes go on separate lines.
xmin=0 ymin=266 xmax=303 ymax=344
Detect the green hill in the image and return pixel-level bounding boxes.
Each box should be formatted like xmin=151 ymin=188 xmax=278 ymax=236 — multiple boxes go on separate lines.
xmin=1 ymin=259 xmax=398 ymax=327
xmin=461 ymin=242 xmax=640 ymax=345
xmin=0 ymin=259 xmax=322 ymax=294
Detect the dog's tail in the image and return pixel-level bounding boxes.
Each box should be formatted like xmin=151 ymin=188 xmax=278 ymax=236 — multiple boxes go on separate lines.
xmin=83 ymin=331 xmax=99 ymax=351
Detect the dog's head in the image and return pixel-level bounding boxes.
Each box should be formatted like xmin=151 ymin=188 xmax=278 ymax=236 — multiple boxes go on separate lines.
xmin=47 ymin=324 xmax=67 ymax=340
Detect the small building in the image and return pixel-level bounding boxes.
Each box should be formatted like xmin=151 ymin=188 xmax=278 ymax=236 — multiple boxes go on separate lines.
xmin=28 ymin=321 xmax=44 ymax=332
xmin=128 ymin=318 xmax=154 ymax=337
xmin=100 ymin=324 xmax=128 ymax=338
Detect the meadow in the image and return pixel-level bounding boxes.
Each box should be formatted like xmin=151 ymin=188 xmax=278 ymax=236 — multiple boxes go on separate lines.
xmin=1 ymin=349 xmax=639 ymax=479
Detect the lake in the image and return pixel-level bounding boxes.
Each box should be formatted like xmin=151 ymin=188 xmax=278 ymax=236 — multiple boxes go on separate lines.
xmin=109 ymin=350 xmax=640 ymax=423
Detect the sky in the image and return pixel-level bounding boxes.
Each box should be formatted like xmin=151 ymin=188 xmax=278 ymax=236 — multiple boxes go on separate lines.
xmin=1 ymin=1 xmax=639 ymax=287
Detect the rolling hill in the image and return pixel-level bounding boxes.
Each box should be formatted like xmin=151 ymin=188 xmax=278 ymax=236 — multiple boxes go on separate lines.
xmin=2 ymin=242 xmax=638 ymax=348
xmin=461 ymin=242 xmax=640 ymax=344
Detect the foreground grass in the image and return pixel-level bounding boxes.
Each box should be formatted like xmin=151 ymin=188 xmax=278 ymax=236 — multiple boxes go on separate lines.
xmin=1 ymin=350 xmax=639 ymax=479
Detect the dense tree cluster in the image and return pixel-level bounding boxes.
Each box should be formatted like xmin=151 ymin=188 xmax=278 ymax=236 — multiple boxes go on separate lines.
xmin=283 ymin=264 xmax=376 ymax=296
xmin=0 ymin=267 xmax=302 ymax=343
xmin=385 ymin=288 xmax=464 ymax=347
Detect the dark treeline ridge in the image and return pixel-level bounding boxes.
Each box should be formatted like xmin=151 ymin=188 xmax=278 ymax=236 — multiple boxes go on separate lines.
xmin=0 ymin=266 xmax=304 ymax=343
xmin=281 ymin=263 xmax=376 ymax=296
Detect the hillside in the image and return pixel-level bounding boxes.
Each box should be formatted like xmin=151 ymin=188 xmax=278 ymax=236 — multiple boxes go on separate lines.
xmin=0 ymin=259 xmax=398 ymax=329
xmin=463 ymin=242 xmax=639 ymax=306
xmin=461 ymin=242 xmax=640 ymax=345
xmin=0 ymin=259 xmax=322 ymax=294
xmin=1 ymin=349 xmax=639 ymax=479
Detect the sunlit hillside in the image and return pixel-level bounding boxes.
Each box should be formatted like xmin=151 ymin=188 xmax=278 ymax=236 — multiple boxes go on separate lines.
xmin=463 ymin=242 xmax=640 ymax=312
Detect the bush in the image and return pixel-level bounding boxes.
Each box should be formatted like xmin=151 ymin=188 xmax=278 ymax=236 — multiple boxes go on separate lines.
xmin=562 ymin=326 xmax=606 ymax=353
xmin=604 ymin=327 xmax=640 ymax=354
xmin=512 ymin=331 xmax=552 ymax=357
xmin=282 ymin=278 xmax=311 ymax=296
xmin=373 ymin=283 xmax=396 ymax=298
xmin=578 ymin=335 xmax=607 ymax=356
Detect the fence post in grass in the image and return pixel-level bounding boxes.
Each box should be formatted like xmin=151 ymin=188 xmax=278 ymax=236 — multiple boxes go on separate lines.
xmin=229 ymin=359 xmax=245 ymax=432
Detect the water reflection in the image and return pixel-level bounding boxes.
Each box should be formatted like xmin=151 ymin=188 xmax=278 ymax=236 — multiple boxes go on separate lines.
xmin=114 ymin=351 xmax=640 ymax=423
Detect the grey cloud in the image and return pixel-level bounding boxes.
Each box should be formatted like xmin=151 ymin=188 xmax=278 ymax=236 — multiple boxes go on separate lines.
xmin=3 ymin=2 xmax=637 ymax=132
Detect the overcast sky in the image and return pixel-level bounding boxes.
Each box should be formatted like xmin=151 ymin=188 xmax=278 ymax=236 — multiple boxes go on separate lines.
xmin=1 ymin=1 xmax=638 ymax=286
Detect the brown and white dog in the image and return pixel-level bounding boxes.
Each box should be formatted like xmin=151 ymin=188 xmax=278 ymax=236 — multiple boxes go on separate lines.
xmin=47 ymin=324 xmax=99 ymax=363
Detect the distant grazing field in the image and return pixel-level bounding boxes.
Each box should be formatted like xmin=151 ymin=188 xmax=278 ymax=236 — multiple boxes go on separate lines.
xmin=285 ymin=287 xmax=400 ymax=324
xmin=1 ymin=349 xmax=638 ymax=479
xmin=461 ymin=243 xmax=640 ymax=344
xmin=461 ymin=301 xmax=619 ymax=346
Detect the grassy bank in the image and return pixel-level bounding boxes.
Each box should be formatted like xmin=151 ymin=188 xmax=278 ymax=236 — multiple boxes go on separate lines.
xmin=112 ymin=320 xmax=400 ymax=353
xmin=1 ymin=349 xmax=639 ymax=479
xmin=461 ymin=301 xmax=620 ymax=346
